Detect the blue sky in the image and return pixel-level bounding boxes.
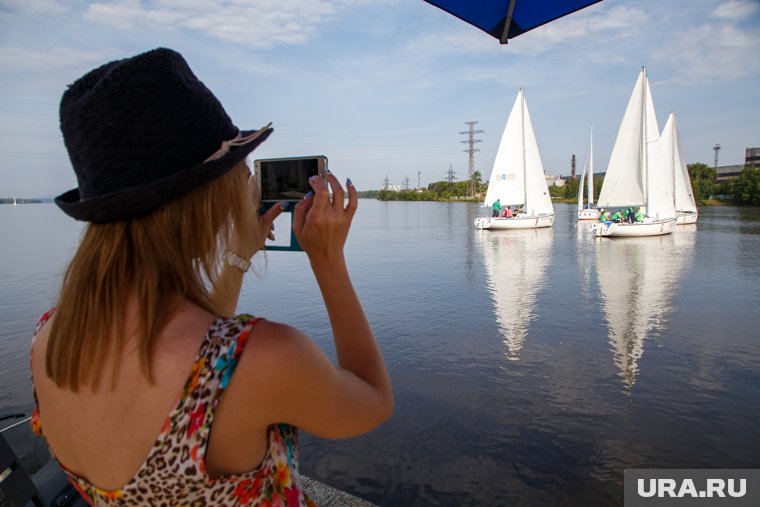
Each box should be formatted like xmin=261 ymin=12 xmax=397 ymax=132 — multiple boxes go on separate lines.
xmin=1 ymin=0 xmax=759 ymax=198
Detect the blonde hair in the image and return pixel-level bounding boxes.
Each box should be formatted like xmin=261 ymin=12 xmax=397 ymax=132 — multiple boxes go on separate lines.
xmin=46 ymin=161 xmax=260 ymax=391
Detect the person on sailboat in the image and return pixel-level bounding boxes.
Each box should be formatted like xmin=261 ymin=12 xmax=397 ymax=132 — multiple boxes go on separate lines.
xmin=492 ymin=198 xmax=501 ymax=218
xmin=626 ymin=208 xmax=636 ymax=223
xmin=29 ymin=48 xmax=392 ymax=506
xmin=599 ymin=209 xmax=610 ymax=222
xmin=502 ymin=207 xmax=513 ymax=218
xmin=635 ymin=207 xmax=644 ymax=222
xmin=611 ymin=210 xmax=623 ymax=223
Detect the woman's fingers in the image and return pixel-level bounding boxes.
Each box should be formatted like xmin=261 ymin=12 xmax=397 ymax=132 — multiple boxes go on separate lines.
xmin=258 ymin=202 xmax=285 ymax=246
xmin=293 ymin=191 xmax=314 ymax=236
xmin=308 ymin=173 xmax=331 ymax=213
xmin=345 ymin=178 xmax=357 ymax=221
xmin=291 ymin=171 xmax=358 ymax=258
xmin=324 ymin=171 xmax=345 ymax=211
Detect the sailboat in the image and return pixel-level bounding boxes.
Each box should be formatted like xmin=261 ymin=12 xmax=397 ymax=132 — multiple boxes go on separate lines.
xmin=474 ymin=88 xmax=554 ymax=230
xmin=13 ymin=196 xmax=17 ymax=206
xmin=577 ymin=124 xmax=599 ymax=220
xmin=593 ymin=67 xmax=676 ymax=237
xmin=661 ymin=111 xmax=698 ymax=225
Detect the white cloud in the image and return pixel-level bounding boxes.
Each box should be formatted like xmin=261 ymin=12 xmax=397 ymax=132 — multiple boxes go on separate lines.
xmin=0 ymin=0 xmax=69 ymax=15
xmin=655 ymin=19 xmax=760 ymax=84
xmin=80 ymin=0 xmax=360 ymax=48
xmin=0 ymin=46 xmax=116 ymax=70
xmin=515 ymin=4 xmax=647 ymax=56
xmin=711 ymin=0 xmax=759 ymax=20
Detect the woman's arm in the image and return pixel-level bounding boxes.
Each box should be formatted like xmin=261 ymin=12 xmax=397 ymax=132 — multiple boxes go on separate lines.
xmin=220 ymin=172 xmax=392 ymax=439
xmin=254 ymin=173 xmax=392 ymax=438
xmin=210 ymin=185 xmax=284 ymax=316
xmin=297 ymin=172 xmax=392 ymax=399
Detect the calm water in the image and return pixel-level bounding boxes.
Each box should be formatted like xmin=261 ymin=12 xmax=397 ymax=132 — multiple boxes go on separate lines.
xmin=1 ymin=201 xmax=759 ymax=506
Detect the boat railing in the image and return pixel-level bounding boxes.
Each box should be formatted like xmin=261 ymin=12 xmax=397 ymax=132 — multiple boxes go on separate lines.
xmin=1 ymin=413 xmax=86 ymax=506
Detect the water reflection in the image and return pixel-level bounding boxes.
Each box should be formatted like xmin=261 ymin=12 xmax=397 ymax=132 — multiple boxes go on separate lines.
xmin=577 ymin=221 xmax=597 ymax=299
xmin=477 ymin=229 xmax=553 ymax=360
xmin=594 ymin=228 xmax=696 ymax=394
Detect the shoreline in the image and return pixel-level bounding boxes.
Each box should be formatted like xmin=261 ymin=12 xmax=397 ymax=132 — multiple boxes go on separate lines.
xmin=363 ymin=197 xmax=733 ymax=206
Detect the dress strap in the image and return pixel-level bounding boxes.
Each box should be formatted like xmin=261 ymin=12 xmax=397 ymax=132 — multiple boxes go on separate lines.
xmin=154 ymin=314 xmax=263 ymax=476
xmin=30 ymin=308 xmax=56 ymax=437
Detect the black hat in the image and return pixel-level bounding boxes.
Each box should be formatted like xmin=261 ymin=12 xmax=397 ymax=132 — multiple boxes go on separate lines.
xmin=55 ymin=48 xmax=272 ymax=222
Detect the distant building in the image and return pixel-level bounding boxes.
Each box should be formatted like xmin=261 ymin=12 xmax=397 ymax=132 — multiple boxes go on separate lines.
xmin=546 ymin=175 xmax=566 ymax=187
xmin=746 ymin=146 xmax=760 ymax=166
xmin=716 ymin=147 xmax=759 ymax=181
xmin=716 ymin=164 xmax=745 ymax=181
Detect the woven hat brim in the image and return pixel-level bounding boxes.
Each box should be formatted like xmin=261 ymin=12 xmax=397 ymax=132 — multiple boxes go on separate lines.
xmin=56 ymin=127 xmax=272 ymax=222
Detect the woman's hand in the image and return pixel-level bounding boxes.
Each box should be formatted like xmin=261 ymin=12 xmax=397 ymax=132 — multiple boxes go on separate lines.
xmin=231 ymin=175 xmax=284 ymax=259
xmin=257 ymin=203 xmax=283 ymax=249
xmin=292 ymin=171 xmax=357 ymax=265
xmin=213 ymin=177 xmax=283 ymax=316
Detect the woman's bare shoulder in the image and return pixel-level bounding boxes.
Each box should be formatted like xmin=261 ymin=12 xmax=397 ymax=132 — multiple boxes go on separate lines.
xmin=239 ymin=318 xmax=323 ymax=374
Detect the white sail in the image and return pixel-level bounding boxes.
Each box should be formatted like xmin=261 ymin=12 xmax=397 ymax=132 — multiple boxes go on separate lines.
xmin=593 ymin=67 xmax=676 ymax=237
xmin=587 ymin=125 xmax=594 ymax=206
xmin=483 ymin=90 xmax=527 ymax=209
xmin=577 ymin=124 xmax=597 ymax=219
xmin=643 ymin=82 xmax=675 ymax=220
xmin=521 ymin=98 xmax=554 ymax=216
xmin=577 ymin=160 xmax=586 ymax=211
xmin=479 ymin=229 xmax=553 ymax=360
xmin=476 ymin=88 xmax=554 ymax=230
xmin=597 ymin=69 xmax=647 ymax=208
xmin=662 ymin=111 xmax=697 ymax=214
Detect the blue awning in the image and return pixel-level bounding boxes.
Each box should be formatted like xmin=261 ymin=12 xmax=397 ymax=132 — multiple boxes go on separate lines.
xmin=422 ymin=0 xmax=603 ymax=43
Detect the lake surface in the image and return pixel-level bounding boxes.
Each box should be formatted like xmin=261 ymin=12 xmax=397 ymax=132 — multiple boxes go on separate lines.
xmin=1 ymin=201 xmax=759 ymax=506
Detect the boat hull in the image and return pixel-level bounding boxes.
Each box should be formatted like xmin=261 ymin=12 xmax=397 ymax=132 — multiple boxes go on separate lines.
xmin=475 ymin=214 xmax=554 ymax=230
xmin=577 ymin=208 xmax=599 ymax=220
xmin=592 ymin=218 xmax=676 ymax=237
xmin=676 ymin=211 xmax=698 ymax=225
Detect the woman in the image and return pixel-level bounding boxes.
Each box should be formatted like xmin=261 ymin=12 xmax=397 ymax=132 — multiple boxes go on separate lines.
xmin=30 ymin=48 xmax=392 ymax=505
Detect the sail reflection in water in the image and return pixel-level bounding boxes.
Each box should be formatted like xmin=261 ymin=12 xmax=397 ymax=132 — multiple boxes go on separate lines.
xmin=594 ymin=228 xmax=696 ymax=393
xmin=477 ymin=229 xmax=553 ymax=360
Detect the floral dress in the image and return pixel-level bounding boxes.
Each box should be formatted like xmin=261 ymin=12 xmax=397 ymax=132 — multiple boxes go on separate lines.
xmin=31 ymin=310 xmax=317 ymax=506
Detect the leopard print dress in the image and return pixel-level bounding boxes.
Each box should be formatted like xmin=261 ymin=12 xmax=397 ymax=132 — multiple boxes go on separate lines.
xmin=32 ymin=310 xmax=316 ymax=506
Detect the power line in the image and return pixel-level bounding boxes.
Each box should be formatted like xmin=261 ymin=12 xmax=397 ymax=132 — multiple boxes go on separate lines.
xmin=459 ymin=121 xmax=483 ymax=197
xmin=446 ymin=163 xmax=456 ymax=189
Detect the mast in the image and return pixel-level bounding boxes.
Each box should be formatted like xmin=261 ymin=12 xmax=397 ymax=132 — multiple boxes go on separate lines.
xmin=520 ymin=88 xmax=528 ymax=213
xmin=577 ymin=158 xmax=585 ymax=211
xmin=671 ymin=110 xmax=677 ymax=211
xmin=641 ymin=66 xmax=649 ymax=216
xmin=588 ymin=124 xmax=594 ymax=206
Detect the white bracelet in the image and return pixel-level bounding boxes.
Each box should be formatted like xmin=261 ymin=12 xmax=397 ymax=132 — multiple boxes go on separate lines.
xmin=226 ymin=252 xmax=251 ymax=272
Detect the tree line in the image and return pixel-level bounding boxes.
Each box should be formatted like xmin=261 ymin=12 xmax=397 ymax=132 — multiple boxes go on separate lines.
xmin=359 ymin=172 xmax=487 ymax=201
xmin=553 ymin=163 xmax=760 ymax=206
xmin=360 ymin=164 xmax=760 ymax=206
